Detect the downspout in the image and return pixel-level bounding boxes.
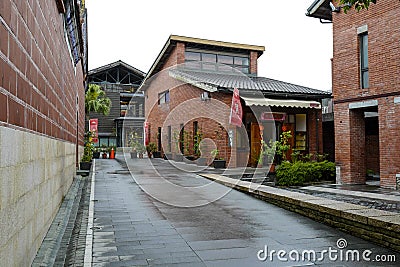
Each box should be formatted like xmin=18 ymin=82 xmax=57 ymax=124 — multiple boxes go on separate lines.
xmin=316 ymin=109 xmax=320 ymax=154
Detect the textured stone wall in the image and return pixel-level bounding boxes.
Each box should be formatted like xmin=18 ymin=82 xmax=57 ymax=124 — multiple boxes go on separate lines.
xmin=0 ymin=127 xmax=76 ymax=266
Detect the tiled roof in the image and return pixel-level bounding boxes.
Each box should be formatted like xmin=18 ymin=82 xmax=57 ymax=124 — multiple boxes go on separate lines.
xmin=169 ymin=69 xmax=331 ymax=98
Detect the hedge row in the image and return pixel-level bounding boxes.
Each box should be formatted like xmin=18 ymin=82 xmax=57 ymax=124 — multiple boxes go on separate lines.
xmin=276 ymin=160 xmax=336 ymax=186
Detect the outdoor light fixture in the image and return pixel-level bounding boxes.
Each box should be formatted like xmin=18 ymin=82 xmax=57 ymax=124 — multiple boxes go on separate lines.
xmin=200 ymin=91 xmax=210 ymax=101
xmin=329 ymin=2 xmax=341 ymax=12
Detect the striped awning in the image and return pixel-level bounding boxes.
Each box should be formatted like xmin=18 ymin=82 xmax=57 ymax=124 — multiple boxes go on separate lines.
xmin=241 ymin=96 xmax=321 ymax=109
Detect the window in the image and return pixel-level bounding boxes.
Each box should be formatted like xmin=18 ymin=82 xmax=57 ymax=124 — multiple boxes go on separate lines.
xmin=158 ymin=90 xmax=170 ymax=104
xmin=184 ymin=50 xmax=249 ymax=74
xmin=360 ymin=33 xmax=369 ymax=89
xmin=138 ymin=104 xmax=143 ymax=117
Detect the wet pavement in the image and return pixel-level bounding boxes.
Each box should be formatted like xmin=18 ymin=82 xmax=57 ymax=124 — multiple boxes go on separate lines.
xmin=87 ymin=155 xmax=400 ymax=266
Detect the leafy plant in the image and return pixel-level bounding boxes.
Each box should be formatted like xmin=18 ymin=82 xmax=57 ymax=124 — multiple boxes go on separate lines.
xmin=85 ymin=84 xmax=111 ymax=118
xmin=81 ymin=131 xmax=94 ymax=162
xmin=275 ymin=130 xmax=292 ymax=161
xmin=128 ymin=131 xmax=141 ymax=152
xmin=210 ymin=148 xmax=223 ymax=160
xmin=276 ymin=160 xmax=336 ymax=186
xmin=146 ymin=142 xmax=157 ymax=153
xmin=340 ymin=0 xmax=377 ymax=13
xmin=193 ymin=129 xmax=203 ymax=157
xmin=259 ymin=139 xmax=277 ymax=164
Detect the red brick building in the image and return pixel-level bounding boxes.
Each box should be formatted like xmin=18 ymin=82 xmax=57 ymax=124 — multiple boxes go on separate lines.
xmin=0 ymin=0 xmax=87 ymax=265
xmin=307 ymin=0 xmax=400 ymax=188
xmin=141 ymin=35 xmax=330 ymax=168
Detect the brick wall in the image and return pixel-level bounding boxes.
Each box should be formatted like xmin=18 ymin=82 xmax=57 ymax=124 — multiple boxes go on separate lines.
xmin=332 ymin=0 xmax=400 ymax=101
xmin=0 ymin=0 xmax=85 ymax=265
xmin=0 ymin=0 xmax=85 ymax=144
xmin=332 ymin=0 xmax=400 ymax=188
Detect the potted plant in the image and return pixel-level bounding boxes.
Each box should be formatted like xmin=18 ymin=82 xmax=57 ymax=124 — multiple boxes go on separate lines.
xmin=93 ymin=147 xmax=100 ymax=159
xmin=146 ymin=142 xmax=157 ymax=158
xmin=275 ymin=130 xmax=292 ymax=163
xmin=137 ymin=143 xmax=146 ymax=158
xmin=211 ymin=148 xmax=226 ymax=168
xmin=100 ymin=144 xmax=108 ymax=159
xmin=259 ymin=139 xmax=277 ymax=172
xmin=80 ymin=131 xmax=93 ymax=170
xmin=129 ymin=131 xmax=141 ymax=159
xmin=196 ymin=136 xmax=209 ymax=166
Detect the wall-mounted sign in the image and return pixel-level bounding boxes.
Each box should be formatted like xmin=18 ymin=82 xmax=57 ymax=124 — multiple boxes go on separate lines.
xmin=260 ymin=112 xmax=286 ymax=122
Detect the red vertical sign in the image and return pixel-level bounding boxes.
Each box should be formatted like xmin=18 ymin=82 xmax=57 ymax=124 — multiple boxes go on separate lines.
xmin=89 ymin=118 xmax=98 ymax=143
xmin=144 ymin=121 xmax=150 ymax=146
xmin=229 ymin=88 xmax=243 ymax=127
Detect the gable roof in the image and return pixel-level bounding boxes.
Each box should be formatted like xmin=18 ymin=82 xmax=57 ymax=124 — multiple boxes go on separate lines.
xmin=88 ymin=60 xmax=146 ymax=86
xmin=306 ymin=0 xmax=332 ymax=21
xmin=143 ymin=35 xmax=265 ymax=85
xmin=169 ymin=69 xmax=331 ymax=100
xmin=89 ymin=60 xmax=145 ymax=77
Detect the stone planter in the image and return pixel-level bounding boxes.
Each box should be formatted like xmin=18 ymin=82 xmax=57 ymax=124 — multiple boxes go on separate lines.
xmin=130 ymin=152 xmax=137 ymax=159
xmin=80 ymin=162 xmax=92 ymax=170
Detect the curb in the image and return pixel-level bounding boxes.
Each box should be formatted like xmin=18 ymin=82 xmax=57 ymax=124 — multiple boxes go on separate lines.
xmin=84 ymin=160 xmax=96 ymax=267
xmin=200 ymin=173 xmax=400 ymax=252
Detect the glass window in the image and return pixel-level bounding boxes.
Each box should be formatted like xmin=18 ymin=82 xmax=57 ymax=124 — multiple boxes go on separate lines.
xmin=217 ymin=55 xmax=233 ymax=65
xmin=360 ymin=33 xmax=369 ymax=89
xmin=138 ymin=104 xmax=143 ymax=117
xmin=202 ymin=53 xmax=216 ymax=62
xmin=109 ymin=138 xmax=116 ymax=147
xmin=185 ymin=51 xmax=201 ymax=61
xmin=165 ymin=91 xmax=170 ymax=103
xmin=158 ymin=91 xmax=170 ymax=105
xmin=234 ymin=56 xmax=249 ymax=66
xmin=234 ymin=66 xmax=249 ymax=74
xmin=296 ymin=114 xmax=307 ymax=132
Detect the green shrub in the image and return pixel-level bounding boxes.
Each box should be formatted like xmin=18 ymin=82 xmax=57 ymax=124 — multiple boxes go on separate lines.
xmin=276 ymin=160 xmax=335 ymax=186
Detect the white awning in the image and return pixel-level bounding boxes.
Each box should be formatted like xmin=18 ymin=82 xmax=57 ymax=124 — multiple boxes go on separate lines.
xmin=241 ymin=96 xmax=321 ymax=109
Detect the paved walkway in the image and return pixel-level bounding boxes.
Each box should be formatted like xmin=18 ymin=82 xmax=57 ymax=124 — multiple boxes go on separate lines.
xmin=87 ymin=155 xmax=399 ymax=266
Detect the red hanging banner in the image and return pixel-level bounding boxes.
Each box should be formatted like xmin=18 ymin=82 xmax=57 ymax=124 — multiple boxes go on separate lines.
xmin=144 ymin=121 xmax=150 ymax=146
xmin=229 ymin=88 xmax=243 ymax=127
xmin=89 ymin=118 xmax=98 ymax=143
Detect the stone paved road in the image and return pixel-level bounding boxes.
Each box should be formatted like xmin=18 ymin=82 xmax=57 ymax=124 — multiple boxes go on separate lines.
xmin=90 ymin=157 xmax=399 ymax=266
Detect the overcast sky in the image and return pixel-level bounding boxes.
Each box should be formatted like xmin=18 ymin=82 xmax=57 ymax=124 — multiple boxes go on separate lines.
xmin=86 ymin=0 xmax=333 ymax=91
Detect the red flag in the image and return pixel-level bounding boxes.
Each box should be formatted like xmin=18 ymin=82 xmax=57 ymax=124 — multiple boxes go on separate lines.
xmin=229 ymin=88 xmax=243 ymax=127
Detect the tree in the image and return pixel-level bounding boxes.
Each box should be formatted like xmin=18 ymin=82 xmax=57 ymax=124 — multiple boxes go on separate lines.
xmin=339 ymin=0 xmax=377 ymax=13
xmin=85 ymin=84 xmax=111 ymax=117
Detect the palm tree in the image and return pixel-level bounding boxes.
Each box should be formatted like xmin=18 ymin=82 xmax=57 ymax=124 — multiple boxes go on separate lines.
xmin=85 ymin=84 xmax=111 ymax=118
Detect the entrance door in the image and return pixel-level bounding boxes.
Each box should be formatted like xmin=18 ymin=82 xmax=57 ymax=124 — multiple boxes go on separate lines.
xmin=250 ymin=123 xmax=261 ymax=166
xmin=157 ymin=127 xmax=162 ymax=152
